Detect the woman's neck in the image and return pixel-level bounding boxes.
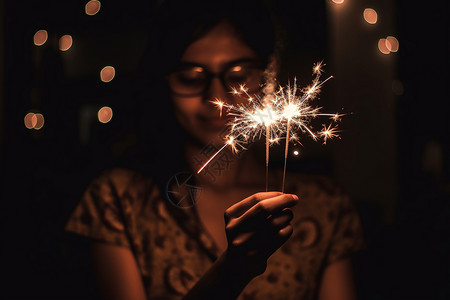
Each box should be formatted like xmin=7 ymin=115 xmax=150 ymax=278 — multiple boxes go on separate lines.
xmin=184 ymin=141 xmax=266 ymax=191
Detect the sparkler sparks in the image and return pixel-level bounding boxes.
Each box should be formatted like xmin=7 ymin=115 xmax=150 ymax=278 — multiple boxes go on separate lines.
xmin=211 ymin=99 xmax=225 ymax=117
xmin=197 ymin=62 xmax=345 ymax=191
xmin=320 ymin=123 xmax=340 ymax=145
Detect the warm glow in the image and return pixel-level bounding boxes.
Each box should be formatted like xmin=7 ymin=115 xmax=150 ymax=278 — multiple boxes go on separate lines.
xmin=386 ymin=36 xmax=399 ymax=52
xmin=34 ymin=113 xmax=45 ymax=130
xmin=253 ymin=106 xmax=277 ymax=126
xmin=59 ymin=35 xmax=73 ymax=51
xmin=293 ymin=150 xmax=299 ymax=156
xmin=24 ymin=112 xmax=44 ymax=129
xmin=331 ymin=0 xmax=344 ymax=4
xmin=282 ymin=103 xmax=299 ymax=120
xmin=33 ymin=30 xmax=48 ymax=46
xmin=98 ymin=106 xmax=113 ymax=123
xmin=211 ymin=99 xmax=224 ymax=117
xmin=378 ymin=38 xmax=390 ymax=54
xmin=100 ymin=66 xmax=115 ymax=82
xmin=85 ymin=0 xmax=101 ymax=15
xmin=363 ymin=8 xmax=378 ymax=24
xmin=24 ymin=113 xmax=36 ymax=129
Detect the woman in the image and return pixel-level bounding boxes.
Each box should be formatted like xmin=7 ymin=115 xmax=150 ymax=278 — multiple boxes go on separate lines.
xmin=65 ymin=1 xmax=365 ymax=299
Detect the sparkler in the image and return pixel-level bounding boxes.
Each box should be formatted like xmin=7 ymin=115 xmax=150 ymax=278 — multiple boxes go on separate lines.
xmin=197 ymin=62 xmax=344 ymax=192
xmin=198 ymin=88 xmax=281 ymax=187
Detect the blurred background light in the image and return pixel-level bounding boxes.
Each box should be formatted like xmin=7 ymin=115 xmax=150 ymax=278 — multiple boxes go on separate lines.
xmin=386 ymin=36 xmax=399 ymax=52
xmin=34 ymin=114 xmax=45 ymax=130
xmin=85 ymin=0 xmax=101 ymax=16
xmin=24 ymin=112 xmax=44 ymax=129
xmin=293 ymin=150 xmax=299 ymax=156
xmin=59 ymin=35 xmax=73 ymax=51
xmin=98 ymin=106 xmax=113 ymax=123
xmin=100 ymin=66 xmax=115 ymax=82
xmin=378 ymin=38 xmax=391 ymax=54
xmin=33 ymin=30 xmax=48 ymax=46
xmin=24 ymin=113 xmax=36 ymax=129
xmin=363 ymin=8 xmax=378 ymax=24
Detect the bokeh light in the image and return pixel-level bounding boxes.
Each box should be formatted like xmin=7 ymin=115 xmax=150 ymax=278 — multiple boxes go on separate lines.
xmin=363 ymin=8 xmax=378 ymax=24
xmin=331 ymin=0 xmax=344 ymax=4
xmin=293 ymin=150 xmax=299 ymax=156
xmin=378 ymin=38 xmax=390 ymax=54
xmin=85 ymin=0 xmax=101 ymax=15
xmin=100 ymin=66 xmax=115 ymax=82
xmin=24 ymin=113 xmax=36 ymax=129
xmin=98 ymin=106 xmax=113 ymax=123
xmin=386 ymin=36 xmax=399 ymax=52
xmin=33 ymin=30 xmax=48 ymax=46
xmin=59 ymin=35 xmax=73 ymax=51
xmin=34 ymin=113 xmax=45 ymax=130
xmin=24 ymin=112 xmax=45 ymax=129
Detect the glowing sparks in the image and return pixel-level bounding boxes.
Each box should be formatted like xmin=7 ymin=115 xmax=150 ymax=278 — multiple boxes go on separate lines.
xmin=211 ymin=99 xmax=224 ymax=117
xmin=320 ymin=123 xmax=340 ymax=145
xmin=313 ymin=61 xmax=324 ymax=75
xmin=331 ymin=113 xmax=344 ymax=122
xmin=197 ymin=62 xmax=346 ymax=191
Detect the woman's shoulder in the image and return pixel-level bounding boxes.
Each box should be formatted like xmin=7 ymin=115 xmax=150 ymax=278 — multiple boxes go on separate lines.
xmin=65 ymin=167 xmax=163 ymax=244
xmin=92 ymin=167 xmax=157 ymax=193
xmin=95 ymin=167 xmax=147 ymax=186
xmin=83 ymin=167 xmax=163 ymax=212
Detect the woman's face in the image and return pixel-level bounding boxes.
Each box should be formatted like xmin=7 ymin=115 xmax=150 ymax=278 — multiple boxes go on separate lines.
xmin=168 ymin=20 xmax=263 ymax=146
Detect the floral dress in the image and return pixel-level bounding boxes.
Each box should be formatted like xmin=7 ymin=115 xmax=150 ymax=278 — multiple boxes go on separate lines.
xmin=65 ymin=168 xmax=365 ymax=299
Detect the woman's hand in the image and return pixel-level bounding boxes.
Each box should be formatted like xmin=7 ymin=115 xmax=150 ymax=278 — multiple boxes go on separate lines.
xmin=223 ymin=192 xmax=299 ymax=280
xmin=184 ymin=192 xmax=299 ymax=300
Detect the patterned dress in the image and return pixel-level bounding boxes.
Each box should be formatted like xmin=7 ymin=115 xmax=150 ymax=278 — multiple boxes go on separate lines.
xmin=65 ymin=168 xmax=365 ymax=299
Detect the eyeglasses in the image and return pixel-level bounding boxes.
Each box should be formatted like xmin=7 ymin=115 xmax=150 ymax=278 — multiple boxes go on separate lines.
xmin=167 ymin=61 xmax=264 ymax=97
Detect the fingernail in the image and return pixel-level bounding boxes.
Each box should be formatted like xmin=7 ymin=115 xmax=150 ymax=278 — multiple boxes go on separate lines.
xmin=292 ymin=194 xmax=299 ymax=201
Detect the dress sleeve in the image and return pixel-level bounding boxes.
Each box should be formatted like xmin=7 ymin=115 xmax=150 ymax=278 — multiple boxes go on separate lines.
xmin=64 ymin=170 xmax=132 ymax=247
xmin=325 ymin=194 xmax=365 ymax=265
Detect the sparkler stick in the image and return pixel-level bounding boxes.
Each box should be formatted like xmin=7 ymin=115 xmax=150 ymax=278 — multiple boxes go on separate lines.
xmin=198 ymin=62 xmax=344 ymax=192
xmin=281 ymin=119 xmax=291 ymax=193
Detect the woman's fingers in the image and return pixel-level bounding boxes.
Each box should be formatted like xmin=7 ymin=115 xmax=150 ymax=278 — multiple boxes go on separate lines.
xmin=240 ymin=194 xmax=298 ymax=220
xmin=229 ymin=209 xmax=294 ymax=248
xmin=224 ymin=192 xmax=298 ymax=270
xmin=230 ymin=222 xmax=294 ymax=258
xmin=268 ymin=208 xmax=294 ymax=229
xmin=226 ymin=194 xmax=298 ymax=235
xmin=225 ymin=192 xmax=283 ymax=221
xmin=261 ymin=224 xmax=294 ymax=258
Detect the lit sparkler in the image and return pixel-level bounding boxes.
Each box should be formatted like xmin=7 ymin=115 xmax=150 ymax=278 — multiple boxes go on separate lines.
xmin=197 ymin=62 xmax=344 ymax=192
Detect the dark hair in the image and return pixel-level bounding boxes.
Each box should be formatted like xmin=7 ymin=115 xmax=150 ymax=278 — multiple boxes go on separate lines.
xmin=123 ymin=0 xmax=278 ymax=189
xmin=149 ymin=0 xmax=276 ymax=75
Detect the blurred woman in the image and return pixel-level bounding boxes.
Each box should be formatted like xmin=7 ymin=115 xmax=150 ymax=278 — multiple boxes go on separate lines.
xmin=65 ymin=1 xmax=365 ymax=299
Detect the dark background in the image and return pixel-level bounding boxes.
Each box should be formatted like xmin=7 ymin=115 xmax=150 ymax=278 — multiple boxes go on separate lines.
xmin=1 ymin=0 xmax=449 ymax=299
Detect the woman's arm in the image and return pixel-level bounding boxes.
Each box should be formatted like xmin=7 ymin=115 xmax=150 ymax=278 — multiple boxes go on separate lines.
xmin=317 ymin=258 xmax=358 ymax=300
xmin=90 ymin=243 xmax=147 ymax=300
